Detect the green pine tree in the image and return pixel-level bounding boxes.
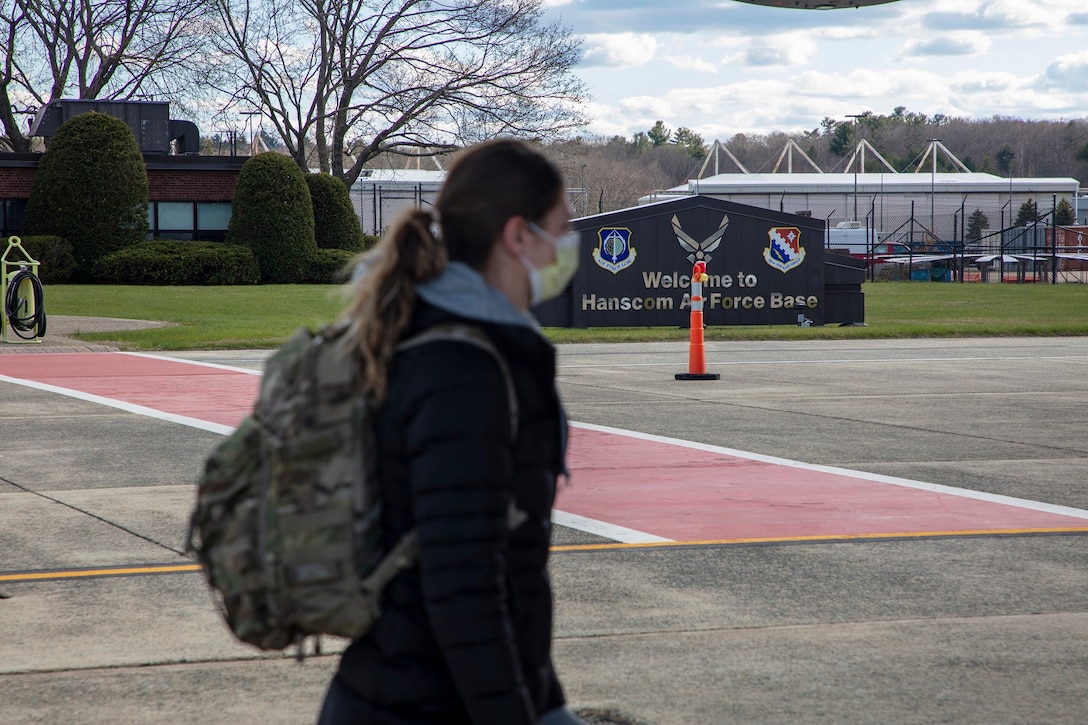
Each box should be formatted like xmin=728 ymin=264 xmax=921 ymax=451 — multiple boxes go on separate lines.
xmin=1055 ymin=198 xmax=1075 ymax=226
xmin=1014 ymin=199 xmax=1039 ymax=226
xmin=966 ymin=209 xmax=989 ymax=241
xmin=647 ymin=121 xmax=672 ymax=148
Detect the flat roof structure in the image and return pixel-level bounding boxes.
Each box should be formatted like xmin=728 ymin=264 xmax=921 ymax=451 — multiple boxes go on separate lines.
xmin=641 ymin=172 xmax=1085 ymax=244
xmin=645 ymin=172 xmax=1079 ymax=200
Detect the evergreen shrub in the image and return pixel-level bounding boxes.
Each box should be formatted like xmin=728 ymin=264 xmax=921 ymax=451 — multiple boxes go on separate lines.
xmin=93 ymin=241 xmax=260 ymax=285
xmin=307 ymin=248 xmax=356 ymax=283
xmin=228 ymin=153 xmax=315 ymax=282
xmin=22 ymin=112 xmax=149 ymax=274
xmin=305 ymin=173 xmax=367 ymax=252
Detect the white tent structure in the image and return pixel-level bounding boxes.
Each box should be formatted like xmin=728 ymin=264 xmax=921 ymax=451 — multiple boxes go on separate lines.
xmin=641 ymin=140 xmax=1082 ymax=248
xmin=642 ymin=171 xmax=1080 ymax=244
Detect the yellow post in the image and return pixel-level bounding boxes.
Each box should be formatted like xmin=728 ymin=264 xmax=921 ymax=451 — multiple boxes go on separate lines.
xmin=2 ymin=236 xmax=47 ymax=343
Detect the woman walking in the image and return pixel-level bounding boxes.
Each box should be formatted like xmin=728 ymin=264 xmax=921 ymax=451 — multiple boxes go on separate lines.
xmin=318 ymin=139 xmax=581 ymax=725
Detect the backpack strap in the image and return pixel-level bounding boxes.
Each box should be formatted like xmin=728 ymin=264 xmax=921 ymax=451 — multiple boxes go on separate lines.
xmin=395 ymin=322 xmax=519 ymax=442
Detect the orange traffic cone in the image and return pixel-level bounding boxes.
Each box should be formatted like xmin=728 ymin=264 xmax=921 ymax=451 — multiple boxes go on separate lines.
xmin=675 ymin=261 xmax=719 ymax=381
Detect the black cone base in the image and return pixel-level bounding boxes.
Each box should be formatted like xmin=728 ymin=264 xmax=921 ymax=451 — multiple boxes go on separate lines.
xmin=675 ymin=373 xmax=720 ymax=381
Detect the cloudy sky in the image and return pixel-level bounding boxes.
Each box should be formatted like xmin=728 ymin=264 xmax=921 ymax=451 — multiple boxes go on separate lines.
xmin=542 ymin=0 xmax=1088 ymax=142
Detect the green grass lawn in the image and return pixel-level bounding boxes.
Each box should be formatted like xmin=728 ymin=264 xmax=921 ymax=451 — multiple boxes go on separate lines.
xmin=42 ymin=281 xmax=1088 ymax=350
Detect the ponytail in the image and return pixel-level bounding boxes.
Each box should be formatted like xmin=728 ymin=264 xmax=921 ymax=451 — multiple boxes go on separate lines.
xmin=343 ymin=139 xmax=563 ymax=399
xmin=344 ymin=208 xmax=447 ymax=400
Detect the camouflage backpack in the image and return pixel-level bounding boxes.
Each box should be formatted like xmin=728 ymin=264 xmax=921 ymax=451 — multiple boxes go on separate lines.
xmin=187 ymin=321 xmax=515 ymax=656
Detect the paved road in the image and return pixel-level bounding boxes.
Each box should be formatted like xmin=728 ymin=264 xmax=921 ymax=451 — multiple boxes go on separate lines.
xmin=2 ymin=336 xmax=1087 ymax=724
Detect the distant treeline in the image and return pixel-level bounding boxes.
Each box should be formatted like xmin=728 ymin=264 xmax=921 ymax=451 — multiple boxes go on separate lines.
xmin=541 ymin=109 xmax=1088 ymax=215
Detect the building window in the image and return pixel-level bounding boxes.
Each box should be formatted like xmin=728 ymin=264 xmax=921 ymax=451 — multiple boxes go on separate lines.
xmin=197 ymin=203 xmax=232 ymax=235
xmin=1 ymin=199 xmax=27 ymax=238
xmin=148 ymin=201 xmax=232 ymax=242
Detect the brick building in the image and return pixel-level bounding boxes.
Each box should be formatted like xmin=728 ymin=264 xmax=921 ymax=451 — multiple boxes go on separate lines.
xmin=0 ymin=152 xmax=247 ymax=242
xmin=1 ymin=100 xmax=247 ymax=241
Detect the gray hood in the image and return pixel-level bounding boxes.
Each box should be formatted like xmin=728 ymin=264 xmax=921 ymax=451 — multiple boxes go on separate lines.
xmin=418 ymin=262 xmax=540 ymax=331
xmin=352 ymin=258 xmax=540 ymax=331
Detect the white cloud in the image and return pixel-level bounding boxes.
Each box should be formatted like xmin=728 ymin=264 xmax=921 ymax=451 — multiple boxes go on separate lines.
xmin=561 ymin=0 xmax=1088 ymax=140
xmin=580 ymin=32 xmax=658 ymax=68
xmin=1042 ymin=51 xmax=1088 ymax=91
xmin=902 ymin=36 xmax=990 ymax=58
xmin=662 ymin=53 xmax=718 ymax=74
xmin=917 ymin=0 xmax=1088 ymax=36
xmin=616 ymin=95 xmax=675 ymax=120
xmin=735 ymin=32 xmax=818 ymax=68
xmin=949 ymin=70 xmax=1022 ymax=94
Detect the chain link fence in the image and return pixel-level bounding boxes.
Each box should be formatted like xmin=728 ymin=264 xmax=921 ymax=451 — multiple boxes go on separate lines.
xmin=743 ymin=189 xmax=1087 ymax=283
xmin=349 ymin=178 xmax=1087 ymax=283
xmin=351 ymin=180 xmax=588 ymax=237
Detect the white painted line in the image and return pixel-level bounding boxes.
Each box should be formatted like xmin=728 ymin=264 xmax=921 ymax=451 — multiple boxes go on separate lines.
xmin=551 ymin=510 xmax=673 ymax=544
xmin=122 ymin=351 xmax=262 ymax=375
xmin=0 ymin=374 xmax=235 ymax=436
xmin=558 ymin=354 xmax=1088 ymax=369
xmin=571 ymin=421 xmax=1088 ymax=522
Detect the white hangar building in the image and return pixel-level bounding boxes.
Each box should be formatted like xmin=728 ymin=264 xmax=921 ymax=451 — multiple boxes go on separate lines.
xmin=640 ymin=141 xmax=1085 ymax=251
xmin=641 ymin=172 xmax=1083 ymax=248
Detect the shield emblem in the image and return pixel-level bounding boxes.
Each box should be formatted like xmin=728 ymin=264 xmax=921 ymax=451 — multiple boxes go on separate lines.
xmin=593 ymin=227 xmax=637 ymax=274
xmin=764 ymin=227 xmax=806 ymax=272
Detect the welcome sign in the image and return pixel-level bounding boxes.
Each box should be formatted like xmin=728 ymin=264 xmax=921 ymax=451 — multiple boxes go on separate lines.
xmin=534 ymin=196 xmax=829 ymax=327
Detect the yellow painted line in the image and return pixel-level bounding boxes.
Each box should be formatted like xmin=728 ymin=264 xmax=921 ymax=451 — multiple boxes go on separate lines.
xmin=551 ymin=527 xmax=1088 ymax=552
xmin=5 ymin=527 xmax=1088 ymax=583
xmin=0 ymin=564 xmax=201 ymax=583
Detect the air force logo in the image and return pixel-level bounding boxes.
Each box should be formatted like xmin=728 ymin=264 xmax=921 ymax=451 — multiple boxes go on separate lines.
xmin=593 ymin=227 xmax=637 ymax=274
xmin=763 ymin=227 xmax=806 ymax=272
xmin=673 ymin=214 xmax=728 ymax=265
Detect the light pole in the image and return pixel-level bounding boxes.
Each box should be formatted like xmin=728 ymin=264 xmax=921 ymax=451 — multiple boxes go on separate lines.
xmin=1008 ymin=152 xmax=1015 ymax=226
xmin=241 ymin=111 xmax=261 ymax=154
xmin=580 ymin=164 xmax=587 ymax=216
xmin=928 ymin=138 xmax=939 ymax=238
xmin=846 ymin=113 xmax=864 ymax=221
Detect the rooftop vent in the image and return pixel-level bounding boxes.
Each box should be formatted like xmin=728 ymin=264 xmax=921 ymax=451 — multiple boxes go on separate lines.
xmin=30 ymin=100 xmax=200 ymax=154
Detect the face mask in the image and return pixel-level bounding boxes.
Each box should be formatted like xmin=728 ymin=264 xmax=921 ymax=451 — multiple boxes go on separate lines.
xmin=522 ymin=222 xmax=580 ymax=305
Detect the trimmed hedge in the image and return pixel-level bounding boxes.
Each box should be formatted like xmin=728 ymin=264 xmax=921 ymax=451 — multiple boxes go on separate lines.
xmin=22 ymin=112 xmax=149 ymax=273
xmin=308 ymin=248 xmax=356 ymax=283
xmin=306 ymin=173 xmax=367 ymax=252
xmin=228 ymin=152 xmax=315 ymax=283
xmin=93 ymin=241 xmax=260 ymax=285
xmin=6 ymin=235 xmax=76 ymax=283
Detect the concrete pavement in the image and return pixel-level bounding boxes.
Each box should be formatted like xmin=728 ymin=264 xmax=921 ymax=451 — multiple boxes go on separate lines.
xmin=2 ymin=333 xmax=1088 ymax=723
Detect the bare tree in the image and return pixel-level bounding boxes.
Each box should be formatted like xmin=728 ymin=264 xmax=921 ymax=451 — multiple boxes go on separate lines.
xmin=213 ymin=0 xmax=587 ymax=186
xmin=0 ymin=0 xmax=215 ymax=151
xmin=544 ymin=136 xmax=701 ymax=215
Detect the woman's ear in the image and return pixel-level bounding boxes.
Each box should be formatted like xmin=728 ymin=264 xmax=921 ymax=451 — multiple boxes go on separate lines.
xmin=498 ymin=215 xmax=530 ymax=259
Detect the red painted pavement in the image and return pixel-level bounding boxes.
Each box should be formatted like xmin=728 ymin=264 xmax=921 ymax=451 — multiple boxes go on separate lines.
xmin=0 ymin=352 xmax=259 ymax=429
xmin=557 ymin=428 xmax=1088 ymax=541
xmin=3 ymin=352 xmax=1087 ymax=542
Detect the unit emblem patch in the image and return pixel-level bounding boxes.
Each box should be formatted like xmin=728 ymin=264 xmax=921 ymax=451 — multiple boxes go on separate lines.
xmin=593 ymin=227 xmax=637 ymax=274
xmin=763 ymin=227 xmax=806 ymax=272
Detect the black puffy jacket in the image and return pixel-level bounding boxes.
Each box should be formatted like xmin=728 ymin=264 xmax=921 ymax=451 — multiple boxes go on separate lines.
xmin=335 ymin=264 xmax=568 ymax=724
